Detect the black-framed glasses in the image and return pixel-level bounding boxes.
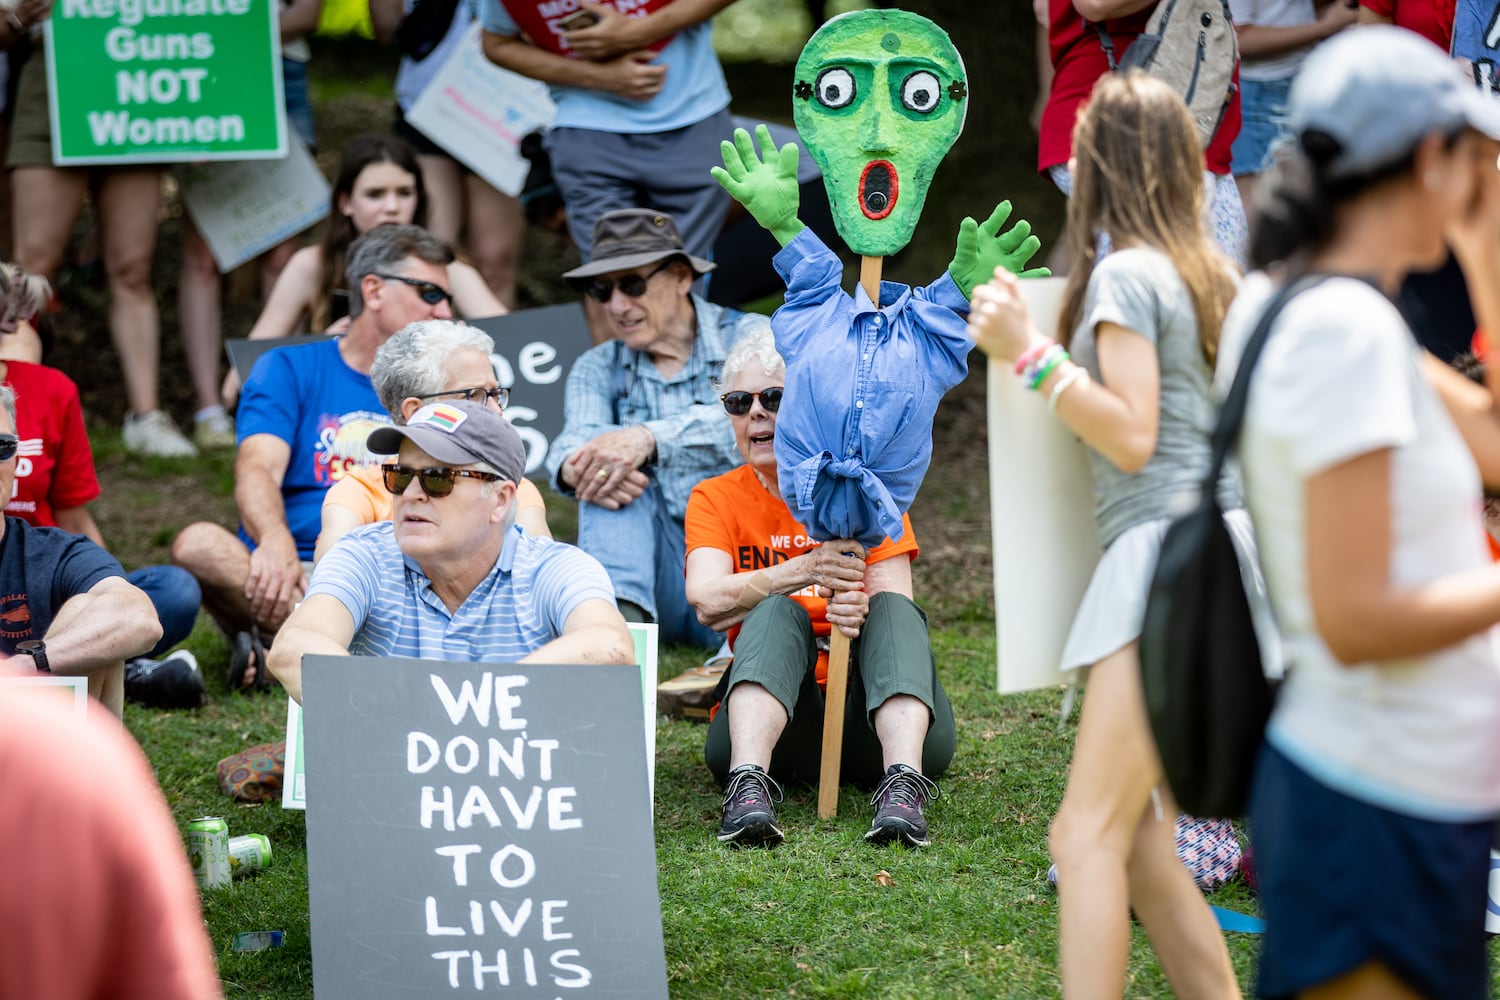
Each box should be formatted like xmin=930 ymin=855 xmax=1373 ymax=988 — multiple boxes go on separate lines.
xmin=374 ymin=273 xmax=453 ymax=306
xmin=416 ymin=386 xmax=510 ymax=409
xmin=382 ymin=464 xmax=502 ymax=498
xmin=584 ymin=261 xmax=673 ymax=304
xmin=0 ymin=434 xmax=15 ymax=461
xmin=720 ymin=387 xmax=784 ymax=416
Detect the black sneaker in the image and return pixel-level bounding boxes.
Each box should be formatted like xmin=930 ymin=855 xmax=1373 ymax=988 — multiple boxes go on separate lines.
xmin=865 ymin=763 xmax=940 ymax=847
xmin=717 ymin=764 xmax=784 ymax=847
xmin=125 ymin=650 xmax=207 ymax=709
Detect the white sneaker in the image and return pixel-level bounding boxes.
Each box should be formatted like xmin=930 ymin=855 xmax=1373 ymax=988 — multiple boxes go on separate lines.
xmin=193 ymin=410 xmax=235 ymax=450
xmin=123 ymin=410 xmax=199 ymax=457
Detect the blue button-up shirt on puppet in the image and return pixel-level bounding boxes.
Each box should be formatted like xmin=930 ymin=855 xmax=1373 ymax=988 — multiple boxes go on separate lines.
xmin=771 ymin=228 xmax=971 ymax=548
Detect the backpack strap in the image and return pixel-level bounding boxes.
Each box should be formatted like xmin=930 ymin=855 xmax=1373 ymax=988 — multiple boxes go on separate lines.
xmin=1204 ymin=274 xmax=1330 ymax=484
xmin=1093 ymin=20 xmax=1121 ymax=72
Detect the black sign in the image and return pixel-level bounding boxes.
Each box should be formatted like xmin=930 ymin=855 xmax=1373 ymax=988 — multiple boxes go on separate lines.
xmin=302 ymin=656 xmax=667 ymax=998
xmin=225 ymin=303 xmax=595 ymax=477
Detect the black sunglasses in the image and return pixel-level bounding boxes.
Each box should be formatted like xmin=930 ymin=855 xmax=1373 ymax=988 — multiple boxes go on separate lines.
xmin=0 ymin=434 xmax=15 ymax=461
xmin=417 ymin=385 xmax=510 ymax=409
xmin=375 ymin=273 xmax=453 ymax=306
xmin=720 ymin=387 xmax=784 ymax=416
xmin=584 ymin=261 xmax=673 ymax=304
xmin=382 ymin=464 xmax=502 ymax=498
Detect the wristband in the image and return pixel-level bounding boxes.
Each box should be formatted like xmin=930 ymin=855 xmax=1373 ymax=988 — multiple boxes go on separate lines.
xmin=1012 ymin=338 xmax=1053 ymax=376
xmin=1047 ymin=366 xmax=1088 ymax=413
xmin=1026 ymin=345 xmax=1070 ymax=390
xmin=16 ymin=639 xmax=48 ymax=673
xmin=735 ymin=571 xmax=772 ymax=611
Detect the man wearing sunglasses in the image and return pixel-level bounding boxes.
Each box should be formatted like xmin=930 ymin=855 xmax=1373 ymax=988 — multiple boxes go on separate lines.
xmin=173 ymin=225 xmax=457 ymax=689
xmin=270 ymin=400 xmax=634 ymax=703
xmin=549 ymin=209 xmax=770 ymax=649
xmin=0 ymin=386 xmax=163 ymax=718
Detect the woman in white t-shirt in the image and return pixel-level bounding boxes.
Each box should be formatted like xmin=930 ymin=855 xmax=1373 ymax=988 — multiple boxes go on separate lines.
xmin=1219 ymin=26 xmax=1500 ymax=1000
xmin=969 ymin=71 xmax=1244 ymax=998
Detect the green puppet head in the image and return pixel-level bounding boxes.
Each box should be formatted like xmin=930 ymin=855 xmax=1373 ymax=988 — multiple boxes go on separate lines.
xmin=793 ymin=9 xmax=967 ymax=258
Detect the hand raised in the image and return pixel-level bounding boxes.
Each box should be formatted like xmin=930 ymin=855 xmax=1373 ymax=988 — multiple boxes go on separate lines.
xmin=709 ymin=124 xmax=804 ymax=246
xmin=949 ymin=200 xmax=1050 ymax=299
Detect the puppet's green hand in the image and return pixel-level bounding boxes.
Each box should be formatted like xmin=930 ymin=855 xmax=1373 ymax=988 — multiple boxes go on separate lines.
xmin=949 ymin=200 xmax=1050 ymax=299
xmin=710 ymin=124 xmax=805 ymax=247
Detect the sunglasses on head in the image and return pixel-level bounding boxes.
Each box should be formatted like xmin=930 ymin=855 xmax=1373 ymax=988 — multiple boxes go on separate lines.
xmin=417 ymin=385 xmax=510 ymax=409
xmin=382 ymin=464 xmax=502 ymax=498
xmin=375 ymin=273 xmax=453 ymax=306
xmin=720 ymin=387 xmax=784 ymax=416
xmin=0 ymin=434 xmax=15 ymax=461
xmin=584 ymin=261 xmax=673 ymax=304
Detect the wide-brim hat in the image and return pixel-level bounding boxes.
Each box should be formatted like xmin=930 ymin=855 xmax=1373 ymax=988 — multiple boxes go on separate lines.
xmin=562 ymin=208 xmax=715 ymax=283
xmin=367 ymin=400 xmax=526 ymax=484
xmin=1288 ymin=25 xmax=1500 ymax=181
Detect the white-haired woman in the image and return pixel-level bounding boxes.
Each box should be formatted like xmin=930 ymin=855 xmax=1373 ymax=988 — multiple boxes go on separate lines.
xmin=314 ymin=320 xmax=549 ymax=562
xmin=683 ymin=327 xmax=955 ymax=849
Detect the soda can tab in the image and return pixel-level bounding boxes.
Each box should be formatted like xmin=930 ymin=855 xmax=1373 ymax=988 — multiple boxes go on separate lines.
xmin=227 ymin=834 xmax=272 ymax=876
xmin=231 ymin=931 xmax=285 ymax=952
xmin=186 ymin=816 xmax=230 ymax=890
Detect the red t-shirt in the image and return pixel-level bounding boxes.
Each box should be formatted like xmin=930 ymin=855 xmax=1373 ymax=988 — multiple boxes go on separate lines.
xmin=2 ymin=361 xmax=101 ymax=527
xmin=685 ymin=464 xmax=919 ymax=685
xmin=499 ymin=0 xmax=674 ymax=55
xmin=1039 ymin=0 xmax=1239 ymax=174
xmin=1359 ymin=0 xmax=1454 ymax=49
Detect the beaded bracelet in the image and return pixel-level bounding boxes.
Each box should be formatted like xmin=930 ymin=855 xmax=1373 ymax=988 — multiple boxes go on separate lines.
xmin=1026 ymin=345 xmax=1070 ymax=391
xmin=1012 ymin=338 xmax=1053 ymax=376
xmin=1047 ymin=366 xmax=1088 ymax=413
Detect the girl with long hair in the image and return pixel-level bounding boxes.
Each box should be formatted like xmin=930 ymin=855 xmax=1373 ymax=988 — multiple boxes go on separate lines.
xmin=969 ymin=70 xmax=1245 ymax=997
xmin=1221 ymin=27 xmax=1500 ymax=999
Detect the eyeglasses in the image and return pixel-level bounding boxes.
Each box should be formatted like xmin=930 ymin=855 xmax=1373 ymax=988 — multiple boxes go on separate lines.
xmin=382 ymin=464 xmax=502 ymax=498
xmin=416 ymin=386 xmax=510 ymax=409
xmin=584 ymin=261 xmax=673 ymax=304
xmin=720 ymin=387 xmax=784 ymax=416
xmin=0 ymin=434 xmax=15 ymax=461
xmin=374 ymin=273 xmax=453 ymax=306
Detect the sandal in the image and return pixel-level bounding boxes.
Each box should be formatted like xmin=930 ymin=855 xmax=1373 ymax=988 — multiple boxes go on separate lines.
xmin=250 ymin=625 xmax=276 ymax=692
xmin=226 ymin=631 xmax=255 ymax=691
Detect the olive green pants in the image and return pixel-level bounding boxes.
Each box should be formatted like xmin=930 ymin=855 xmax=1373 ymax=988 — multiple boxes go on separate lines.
xmin=704 ymin=593 xmax=956 ymax=788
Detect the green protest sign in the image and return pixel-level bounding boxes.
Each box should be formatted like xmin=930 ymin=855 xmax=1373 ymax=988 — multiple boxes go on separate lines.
xmin=46 ymin=0 xmax=285 ymax=164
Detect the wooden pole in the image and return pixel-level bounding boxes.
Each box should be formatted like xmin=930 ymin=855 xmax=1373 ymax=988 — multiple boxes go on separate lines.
xmin=817 ymin=255 xmax=883 ymax=820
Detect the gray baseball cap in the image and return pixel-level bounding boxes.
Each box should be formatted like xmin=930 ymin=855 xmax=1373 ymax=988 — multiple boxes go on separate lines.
xmin=367 ymin=400 xmax=526 ymax=483
xmin=1288 ymin=25 xmax=1500 ymax=180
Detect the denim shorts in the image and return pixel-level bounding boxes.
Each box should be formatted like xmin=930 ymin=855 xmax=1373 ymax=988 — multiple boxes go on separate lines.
xmin=282 ymin=57 xmax=316 ymax=150
xmin=1230 ymin=75 xmax=1292 ymax=177
xmin=1249 ymin=743 xmax=1494 ymax=999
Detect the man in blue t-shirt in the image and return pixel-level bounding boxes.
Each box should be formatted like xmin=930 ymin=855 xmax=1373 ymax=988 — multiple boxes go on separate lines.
xmin=172 ymin=226 xmax=456 ymax=683
xmin=268 ymin=401 xmax=634 ymax=703
xmin=0 ymin=386 xmax=161 ymax=718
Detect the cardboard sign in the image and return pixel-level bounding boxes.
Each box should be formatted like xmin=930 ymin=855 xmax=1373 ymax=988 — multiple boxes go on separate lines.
xmin=404 ymin=22 xmax=556 ymax=197
xmin=987 ymin=277 xmax=1102 ymax=693
xmin=1453 ymin=0 xmax=1500 ymax=91
xmin=179 ymin=131 xmax=330 ymax=271
xmin=285 ymin=622 xmax=658 ymax=810
xmin=229 ymin=304 xmax=594 ymax=478
xmin=302 ymin=655 xmax=668 ymax=998
xmin=46 ymin=0 xmax=286 ymax=164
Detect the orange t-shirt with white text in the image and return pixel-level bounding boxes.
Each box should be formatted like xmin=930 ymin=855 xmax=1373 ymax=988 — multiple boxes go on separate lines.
xmin=685 ymin=464 xmax=918 ymax=685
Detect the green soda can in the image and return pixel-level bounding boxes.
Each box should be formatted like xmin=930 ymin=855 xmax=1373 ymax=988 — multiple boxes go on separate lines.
xmin=187 ymin=816 xmax=230 ymax=889
xmin=227 ymin=833 xmax=272 ymax=876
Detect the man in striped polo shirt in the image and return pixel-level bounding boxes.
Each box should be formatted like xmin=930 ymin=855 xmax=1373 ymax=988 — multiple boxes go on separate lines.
xmin=268 ymin=400 xmax=635 ymax=704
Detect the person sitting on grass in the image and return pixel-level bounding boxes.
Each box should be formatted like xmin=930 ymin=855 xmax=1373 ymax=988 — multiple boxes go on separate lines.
xmin=684 ymin=329 xmax=954 ymax=848
xmin=314 ymin=318 xmax=550 ymax=562
xmin=269 ymin=400 xmax=635 ymax=704
xmin=171 ymin=225 xmax=456 ymax=692
xmin=0 ymin=385 xmax=162 ymax=718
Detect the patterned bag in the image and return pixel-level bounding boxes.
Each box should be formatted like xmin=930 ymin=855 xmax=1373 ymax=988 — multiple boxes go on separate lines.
xmin=216 ymin=742 xmax=286 ymax=804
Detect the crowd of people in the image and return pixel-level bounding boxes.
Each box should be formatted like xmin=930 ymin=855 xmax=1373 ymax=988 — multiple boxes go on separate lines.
xmin=5 ymin=2 xmax=1500 ymax=997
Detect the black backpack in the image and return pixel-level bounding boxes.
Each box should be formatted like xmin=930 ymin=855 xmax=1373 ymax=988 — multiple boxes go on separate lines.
xmin=1096 ymin=0 xmax=1239 ymax=148
xmin=1139 ymin=275 xmax=1325 ymax=819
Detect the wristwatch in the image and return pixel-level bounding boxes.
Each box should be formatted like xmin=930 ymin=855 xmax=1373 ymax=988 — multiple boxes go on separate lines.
xmin=15 ymin=639 xmax=48 ymax=673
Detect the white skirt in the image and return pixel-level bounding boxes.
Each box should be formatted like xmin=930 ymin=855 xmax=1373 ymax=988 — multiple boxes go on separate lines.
xmin=1059 ymin=509 xmax=1277 ymax=673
